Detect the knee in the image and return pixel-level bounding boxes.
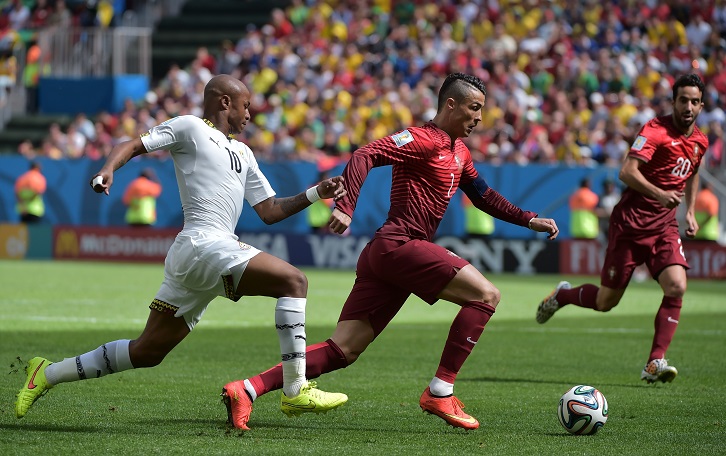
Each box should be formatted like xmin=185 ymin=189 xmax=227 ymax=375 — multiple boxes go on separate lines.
xmin=332 ymin=343 xmax=361 ymax=366
xmin=128 ymin=340 xmax=167 ymax=368
xmin=481 ymin=285 xmax=501 ymax=308
xmin=343 ymin=351 xmax=361 ymax=365
xmin=595 ymin=296 xmax=618 ymax=312
xmin=281 ymin=268 xmax=308 ymax=298
xmin=334 ymin=340 xmax=366 ymax=366
xmin=662 ymin=280 xmax=687 ymax=298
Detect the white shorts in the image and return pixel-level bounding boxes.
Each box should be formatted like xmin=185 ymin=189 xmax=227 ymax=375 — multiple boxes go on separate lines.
xmin=151 ymin=230 xmax=261 ymax=330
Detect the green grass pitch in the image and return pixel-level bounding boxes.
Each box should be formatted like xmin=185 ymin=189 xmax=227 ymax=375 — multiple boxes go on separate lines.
xmin=1 ymin=260 xmax=724 ymax=455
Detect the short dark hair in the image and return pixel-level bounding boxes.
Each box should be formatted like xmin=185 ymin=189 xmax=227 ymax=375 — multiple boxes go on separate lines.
xmin=672 ymin=73 xmax=705 ymax=101
xmin=437 ymin=73 xmax=487 ymax=111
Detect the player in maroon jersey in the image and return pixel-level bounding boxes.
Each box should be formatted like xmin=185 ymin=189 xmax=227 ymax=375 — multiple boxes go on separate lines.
xmin=222 ymin=73 xmax=560 ymax=430
xmin=536 ymin=73 xmax=708 ymax=384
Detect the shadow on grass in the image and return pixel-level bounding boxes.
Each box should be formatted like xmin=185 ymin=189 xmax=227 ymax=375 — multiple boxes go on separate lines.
xmin=458 ymin=376 xmax=647 ymax=389
xmin=0 ymin=423 xmax=99 ymax=433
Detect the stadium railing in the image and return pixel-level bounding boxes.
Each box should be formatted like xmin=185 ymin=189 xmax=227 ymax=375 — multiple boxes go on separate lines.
xmin=0 ymin=43 xmax=27 ymax=128
xmin=35 ymin=26 xmax=151 ymax=79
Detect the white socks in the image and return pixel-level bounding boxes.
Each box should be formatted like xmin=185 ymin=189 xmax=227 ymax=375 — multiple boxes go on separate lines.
xmin=243 ymin=378 xmax=258 ymax=402
xmin=429 ymin=377 xmax=454 ymax=397
xmin=44 ymin=339 xmax=134 ymax=386
xmin=275 ymin=297 xmax=307 ymax=398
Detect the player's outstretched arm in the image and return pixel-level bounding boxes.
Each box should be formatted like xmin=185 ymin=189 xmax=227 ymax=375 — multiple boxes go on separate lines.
xmin=253 ymin=176 xmax=346 ymax=224
xmin=460 ymin=176 xmax=543 ymax=229
xmin=90 ymin=137 xmax=148 ymax=195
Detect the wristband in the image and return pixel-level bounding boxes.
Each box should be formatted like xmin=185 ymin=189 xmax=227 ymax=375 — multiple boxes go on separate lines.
xmin=305 ymin=186 xmax=321 ymax=203
xmin=528 ymin=217 xmax=535 ymax=229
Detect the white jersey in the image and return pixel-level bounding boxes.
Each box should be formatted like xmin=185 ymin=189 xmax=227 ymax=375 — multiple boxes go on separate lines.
xmin=140 ymin=116 xmax=275 ymax=234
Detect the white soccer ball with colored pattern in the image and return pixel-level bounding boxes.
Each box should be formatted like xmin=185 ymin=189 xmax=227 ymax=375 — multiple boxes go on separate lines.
xmin=557 ymin=385 xmax=608 ymax=435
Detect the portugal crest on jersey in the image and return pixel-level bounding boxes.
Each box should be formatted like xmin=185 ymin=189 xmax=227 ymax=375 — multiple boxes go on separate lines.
xmin=694 ymin=145 xmax=700 ymax=157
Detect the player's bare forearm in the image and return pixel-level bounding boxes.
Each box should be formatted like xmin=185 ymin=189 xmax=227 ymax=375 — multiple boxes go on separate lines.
xmin=620 ymin=157 xmax=683 ymax=208
xmin=253 ymin=177 xmax=346 ymax=225
xmin=683 ymin=174 xmax=700 ymax=238
xmin=254 ymin=193 xmax=311 ymax=225
xmin=91 ymin=137 xmax=147 ymax=195
xmin=101 ymin=137 xmax=146 ymax=173
xmin=619 ymin=158 xmax=661 ymax=200
xmin=275 ymin=193 xmax=315 ymax=219
xmin=684 ymin=173 xmax=699 ymax=212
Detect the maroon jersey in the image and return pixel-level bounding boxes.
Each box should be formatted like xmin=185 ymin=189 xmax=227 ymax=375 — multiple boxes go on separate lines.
xmin=612 ymin=115 xmax=708 ymax=233
xmin=335 ymin=122 xmax=479 ymax=241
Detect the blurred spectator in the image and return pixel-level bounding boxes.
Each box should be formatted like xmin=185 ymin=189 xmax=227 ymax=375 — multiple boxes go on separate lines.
xmin=463 ymin=195 xmax=495 ymax=238
xmin=569 ymin=178 xmax=599 ymax=239
xmin=17 ymin=139 xmax=36 ymax=159
xmin=65 ymin=123 xmax=86 ymax=158
xmin=98 ymin=0 xmax=117 ymax=27
xmin=72 ymin=112 xmax=96 ymax=141
xmin=6 ymin=0 xmax=30 ymax=31
xmin=0 ymin=15 xmax=19 ymax=51
xmin=29 ymin=0 xmax=53 ymax=29
xmin=39 ymin=138 xmax=62 ymax=159
xmin=0 ymin=47 xmax=17 ymax=107
xmin=195 ymin=46 xmax=216 ymax=74
xmin=307 ymin=196 xmax=333 ymax=234
xmin=270 ymin=8 xmax=293 ymax=39
xmin=78 ymin=0 xmax=101 ymax=27
xmin=49 ymin=0 xmax=73 ymax=28
xmin=85 ymin=120 xmax=113 ymax=159
xmin=306 ymin=171 xmax=333 ymax=234
xmin=706 ymin=120 xmax=724 ymax=169
xmin=693 ymin=181 xmax=720 ymax=241
xmin=47 ymin=123 xmax=68 ymax=156
xmin=14 ymin=161 xmax=46 ymax=223
xmin=122 ymin=168 xmax=162 ymax=227
xmin=295 ymin=125 xmax=325 ymax=164
xmin=595 ymin=178 xmax=622 ymax=240
xmin=216 ymin=39 xmax=240 ymax=75
xmin=96 ymin=110 xmax=118 ymax=136
xmin=601 ymin=131 xmax=630 ymax=166
xmin=686 ymin=14 xmax=712 ymax=48
xmin=22 ymin=44 xmax=49 ymax=113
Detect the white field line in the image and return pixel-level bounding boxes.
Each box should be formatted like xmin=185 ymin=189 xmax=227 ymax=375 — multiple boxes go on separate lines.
xmin=486 ymin=325 xmax=724 ymax=336
xmin=0 ymin=315 xmax=722 ymax=336
xmin=0 ymin=315 xmax=253 ymax=327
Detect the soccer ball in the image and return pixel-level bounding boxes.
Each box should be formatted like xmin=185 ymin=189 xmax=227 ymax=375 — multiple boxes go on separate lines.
xmin=557 ymin=385 xmax=608 ymax=435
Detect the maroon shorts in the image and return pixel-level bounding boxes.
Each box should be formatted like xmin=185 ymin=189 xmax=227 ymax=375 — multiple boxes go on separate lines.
xmin=338 ymin=237 xmax=470 ymax=335
xmin=601 ymin=221 xmax=689 ymax=289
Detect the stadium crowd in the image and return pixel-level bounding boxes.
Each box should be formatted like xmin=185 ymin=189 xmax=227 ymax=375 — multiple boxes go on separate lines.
xmin=8 ymin=0 xmax=726 ymax=173
xmin=0 ymin=0 xmax=135 ymax=114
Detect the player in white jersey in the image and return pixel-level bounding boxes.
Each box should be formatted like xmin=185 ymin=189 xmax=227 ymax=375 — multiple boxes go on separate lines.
xmin=15 ymin=74 xmax=349 ymax=430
